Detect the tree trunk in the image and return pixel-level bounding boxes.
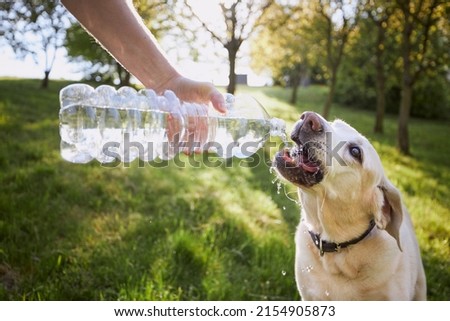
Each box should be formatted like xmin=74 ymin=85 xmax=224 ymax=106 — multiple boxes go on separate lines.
xmin=227 ymin=48 xmax=237 ymax=95
xmin=322 ymin=72 xmax=337 ymax=120
xmin=290 ymin=74 xmax=301 ymax=105
xmin=374 ymin=70 xmax=386 ymax=133
xmin=398 ymin=84 xmax=412 ymax=155
xmin=41 ymin=70 xmax=50 ymax=89
xmin=398 ymin=9 xmax=413 ymax=155
xmin=290 ymin=84 xmax=299 ymax=105
xmin=122 ymin=71 xmax=131 ymax=87
xmin=374 ymin=24 xmax=386 ymax=134
xmin=117 ymin=62 xmax=131 ymax=87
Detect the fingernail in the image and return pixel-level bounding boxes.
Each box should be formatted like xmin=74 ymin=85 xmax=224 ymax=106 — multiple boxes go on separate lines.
xmin=211 ymin=93 xmax=226 ymax=113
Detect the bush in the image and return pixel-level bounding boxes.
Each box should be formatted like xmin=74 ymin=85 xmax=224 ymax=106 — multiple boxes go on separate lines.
xmin=411 ymin=76 xmax=450 ymax=119
xmin=335 ymin=69 xmax=450 ymax=120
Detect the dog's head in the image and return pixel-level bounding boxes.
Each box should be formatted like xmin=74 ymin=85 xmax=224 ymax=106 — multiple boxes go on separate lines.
xmin=274 ymin=111 xmax=382 ymax=188
xmin=274 ymin=111 xmax=403 ymax=250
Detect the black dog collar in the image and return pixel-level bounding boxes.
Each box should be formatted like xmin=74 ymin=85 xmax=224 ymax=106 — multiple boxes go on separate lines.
xmin=308 ymin=220 xmax=376 ymax=256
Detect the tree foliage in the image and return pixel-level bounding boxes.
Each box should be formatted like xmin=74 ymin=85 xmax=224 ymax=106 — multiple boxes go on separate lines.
xmin=251 ymin=2 xmax=317 ymax=104
xmin=395 ymin=0 xmax=447 ymax=154
xmin=313 ymin=0 xmax=361 ymax=119
xmin=183 ymin=0 xmax=274 ymax=94
xmin=254 ymin=0 xmax=449 ymax=154
xmin=65 ymin=23 xmax=115 ymax=85
xmin=335 ymin=0 xmax=449 ymax=153
xmin=0 ymin=0 xmax=72 ymax=88
xmin=64 ymin=0 xmax=173 ymax=86
xmin=251 ymin=0 xmax=361 ymax=116
xmin=365 ymin=0 xmax=396 ymax=133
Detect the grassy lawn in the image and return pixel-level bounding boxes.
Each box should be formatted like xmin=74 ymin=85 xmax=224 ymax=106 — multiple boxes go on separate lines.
xmin=0 ymin=78 xmax=448 ymax=300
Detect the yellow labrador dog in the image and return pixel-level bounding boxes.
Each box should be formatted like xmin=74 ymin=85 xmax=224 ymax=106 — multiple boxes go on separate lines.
xmin=274 ymin=112 xmax=426 ymax=300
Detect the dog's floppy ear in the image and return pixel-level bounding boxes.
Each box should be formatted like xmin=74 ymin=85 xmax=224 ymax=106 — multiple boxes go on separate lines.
xmin=375 ymin=179 xmax=403 ymax=251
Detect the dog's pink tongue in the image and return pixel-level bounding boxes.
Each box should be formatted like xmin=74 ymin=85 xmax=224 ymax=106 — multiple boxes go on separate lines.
xmin=301 ymin=162 xmax=319 ymax=173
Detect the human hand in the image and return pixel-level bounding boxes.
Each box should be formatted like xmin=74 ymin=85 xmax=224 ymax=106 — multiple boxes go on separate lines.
xmin=158 ymin=75 xmax=226 ymax=154
xmin=157 ymin=75 xmax=226 ymax=113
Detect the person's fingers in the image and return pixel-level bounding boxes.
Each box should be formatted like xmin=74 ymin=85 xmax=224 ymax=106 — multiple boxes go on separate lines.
xmin=209 ymin=91 xmax=226 ymax=113
xmin=160 ymin=76 xmax=226 ymax=155
xmin=195 ymin=81 xmax=226 ymax=113
xmin=168 ymin=76 xmax=226 ymax=113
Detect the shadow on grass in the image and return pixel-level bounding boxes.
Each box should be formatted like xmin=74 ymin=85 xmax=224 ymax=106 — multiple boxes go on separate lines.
xmin=0 ymin=88 xmax=298 ymax=300
xmin=0 ymin=79 xmax=447 ymax=301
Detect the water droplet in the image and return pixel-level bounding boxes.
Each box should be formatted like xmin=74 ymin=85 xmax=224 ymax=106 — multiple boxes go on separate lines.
xmin=279 ymin=132 xmax=289 ymax=146
xmin=301 ymin=265 xmax=314 ymax=273
xmin=281 ymin=270 xmax=287 ymax=276
xmin=282 ymin=206 xmax=286 ymax=210
xmin=277 ymin=181 xmax=282 ymax=194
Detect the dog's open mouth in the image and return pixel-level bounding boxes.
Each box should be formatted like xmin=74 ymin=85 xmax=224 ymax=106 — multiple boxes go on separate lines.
xmin=274 ymin=142 xmax=324 ymax=187
xmin=281 ymin=143 xmax=321 ymax=174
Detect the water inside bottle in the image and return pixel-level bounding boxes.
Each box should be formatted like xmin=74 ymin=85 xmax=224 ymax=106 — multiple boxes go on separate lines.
xmin=208 ymin=116 xmax=271 ymax=158
xmin=59 ymin=85 xmax=289 ymax=163
xmin=60 ymin=104 xmax=180 ymax=163
xmin=60 ymin=104 xmax=97 ymax=163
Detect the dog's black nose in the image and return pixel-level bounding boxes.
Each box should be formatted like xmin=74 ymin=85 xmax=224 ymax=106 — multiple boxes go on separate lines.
xmin=291 ymin=112 xmax=324 ymax=144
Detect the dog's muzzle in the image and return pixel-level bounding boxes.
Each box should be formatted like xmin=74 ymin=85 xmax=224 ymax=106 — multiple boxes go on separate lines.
xmin=273 ymin=112 xmax=326 ymax=187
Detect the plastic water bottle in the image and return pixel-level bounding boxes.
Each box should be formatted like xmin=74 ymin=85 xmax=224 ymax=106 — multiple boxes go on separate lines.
xmin=59 ymin=84 xmax=286 ymax=163
xmin=206 ymin=94 xmax=286 ymax=158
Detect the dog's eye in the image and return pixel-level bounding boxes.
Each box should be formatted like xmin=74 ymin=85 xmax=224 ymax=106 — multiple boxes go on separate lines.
xmin=349 ymin=146 xmax=362 ymax=161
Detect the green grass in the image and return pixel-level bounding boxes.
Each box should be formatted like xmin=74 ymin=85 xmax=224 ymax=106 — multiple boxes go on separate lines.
xmin=0 ymin=78 xmax=448 ymax=300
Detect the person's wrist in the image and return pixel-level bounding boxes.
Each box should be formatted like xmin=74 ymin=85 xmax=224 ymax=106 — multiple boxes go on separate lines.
xmin=149 ymin=70 xmax=182 ymax=94
xmin=146 ymin=73 xmax=226 ymax=113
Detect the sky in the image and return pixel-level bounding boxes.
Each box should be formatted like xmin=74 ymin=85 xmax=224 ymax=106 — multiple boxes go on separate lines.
xmin=0 ymin=44 xmax=269 ymax=86
xmin=0 ymin=0 xmax=271 ymax=87
xmin=0 ymin=46 xmax=84 ymax=81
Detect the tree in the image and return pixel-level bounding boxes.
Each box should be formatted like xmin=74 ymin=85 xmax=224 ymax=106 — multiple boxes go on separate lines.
xmin=251 ymin=3 xmax=314 ymax=104
xmin=396 ymin=0 xmax=445 ymax=154
xmin=65 ymin=0 xmax=172 ymax=86
xmin=312 ymin=0 xmax=360 ymax=119
xmin=0 ymin=0 xmax=71 ymax=88
xmin=366 ymin=0 xmax=395 ymax=133
xmin=65 ymin=23 xmax=132 ymax=86
xmin=395 ymin=0 xmax=444 ymax=154
xmin=184 ymin=0 xmax=274 ymax=94
xmin=334 ymin=1 xmax=449 ymax=122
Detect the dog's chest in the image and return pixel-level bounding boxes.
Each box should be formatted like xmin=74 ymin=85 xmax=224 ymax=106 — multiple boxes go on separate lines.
xmin=320 ymin=253 xmax=360 ymax=278
xmin=297 ymin=224 xmax=364 ymax=278
xmin=296 ymin=224 xmax=380 ymax=299
xmin=297 ymin=253 xmax=375 ymax=300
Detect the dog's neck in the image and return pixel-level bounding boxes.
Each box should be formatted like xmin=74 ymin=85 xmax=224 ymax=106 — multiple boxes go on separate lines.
xmin=299 ymin=188 xmax=375 ymax=244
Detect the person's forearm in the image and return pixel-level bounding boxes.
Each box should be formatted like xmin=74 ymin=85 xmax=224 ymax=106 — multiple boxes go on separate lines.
xmin=61 ymin=0 xmax=179 ymax=90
